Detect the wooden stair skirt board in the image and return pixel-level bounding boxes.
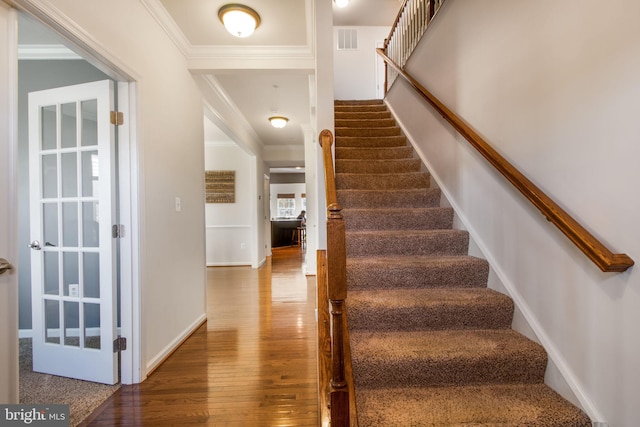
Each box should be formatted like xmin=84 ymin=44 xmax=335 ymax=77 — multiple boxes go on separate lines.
xmin=334 ymin=99 xmax=592 ymax=426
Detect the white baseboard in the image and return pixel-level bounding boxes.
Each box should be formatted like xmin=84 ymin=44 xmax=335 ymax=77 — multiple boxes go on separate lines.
xmin=145 ymin=313 xmax=207 ymax=376
xmin=206 ymin=262 xmax=251 ymax=267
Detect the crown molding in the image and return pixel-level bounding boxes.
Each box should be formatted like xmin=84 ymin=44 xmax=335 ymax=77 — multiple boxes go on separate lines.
xmin=18 ymin=44 xmax=81 ymax=60
xmin=140 ymin=0 xmax=316 ymax=69
xmin=198 ymin=74 xmax=264 ymax=151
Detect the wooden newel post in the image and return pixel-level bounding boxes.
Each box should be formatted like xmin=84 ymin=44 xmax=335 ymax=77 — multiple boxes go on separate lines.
xmin=319 ymin=129 xmax=350 ymax=425
xmin=327 ymin=202 xmax=347 ymax=390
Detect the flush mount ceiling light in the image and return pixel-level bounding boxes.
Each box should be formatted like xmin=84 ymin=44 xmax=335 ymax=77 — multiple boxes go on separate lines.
xmin=269 ymin=85 xmax=289 ymax=128
xmin=218 ymin=4 xmax=261 ymax=38
xmin=334 ymin=0 xmax=350 ymax=8
xmin=269 ymin=116 xmax=289 ymax=128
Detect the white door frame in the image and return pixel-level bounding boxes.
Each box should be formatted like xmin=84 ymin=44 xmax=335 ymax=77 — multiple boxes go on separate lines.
xmin=6 ymin=0 xmax=143 ymax=384
xmin=0 ymin=3 xmax=20 ymax=404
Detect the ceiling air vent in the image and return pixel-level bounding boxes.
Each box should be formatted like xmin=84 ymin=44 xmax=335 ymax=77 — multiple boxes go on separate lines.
xmin=337 ymin=28 xmax=358 ymax=50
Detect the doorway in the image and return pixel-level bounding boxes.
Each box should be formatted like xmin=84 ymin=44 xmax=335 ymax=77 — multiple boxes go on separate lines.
xmin=13 ymin=9 xmax=139 ymax=397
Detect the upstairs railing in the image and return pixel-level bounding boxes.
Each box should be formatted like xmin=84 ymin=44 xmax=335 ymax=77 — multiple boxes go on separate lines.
xmin=377 ymin=2 xmax=633 ymax=272
xmin=385 ymin=0 xmax=446 ymax=92
xmin=317 ymin=129 xmax=350 ymax=426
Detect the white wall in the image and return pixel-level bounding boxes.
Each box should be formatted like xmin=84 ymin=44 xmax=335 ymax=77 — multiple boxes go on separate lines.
xmin=0 ymin=3 xmax=19 ymax=403
xmin=26 ymin=0 xmax=208 ymax=379
xmin=386 ymin=1 xmax=640 ymax=425
xmin=334 ymin=26 xmax=390 ymax=100
xmin=204 ymin=143 xmax=253 ymax=266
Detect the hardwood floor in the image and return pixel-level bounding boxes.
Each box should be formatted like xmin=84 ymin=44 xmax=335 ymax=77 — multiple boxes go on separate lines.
xmin=85 ymin=247 xmax=319 ymax=426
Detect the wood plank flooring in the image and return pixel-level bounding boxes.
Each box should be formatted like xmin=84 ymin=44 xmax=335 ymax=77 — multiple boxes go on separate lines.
xmin=85 ymin=247 xmax=319 ymax=426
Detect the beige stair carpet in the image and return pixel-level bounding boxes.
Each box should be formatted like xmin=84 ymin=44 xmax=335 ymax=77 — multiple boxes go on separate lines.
xmin=334 ymin=99 xmax=591 ymax=426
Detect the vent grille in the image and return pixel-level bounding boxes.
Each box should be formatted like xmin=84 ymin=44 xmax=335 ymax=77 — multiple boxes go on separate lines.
xmin=337 ymin=28 xmax=358 ymax=50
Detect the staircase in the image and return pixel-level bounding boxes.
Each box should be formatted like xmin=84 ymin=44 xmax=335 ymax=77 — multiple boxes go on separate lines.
xmin=334 ymin=99 xmax=592 ymax=426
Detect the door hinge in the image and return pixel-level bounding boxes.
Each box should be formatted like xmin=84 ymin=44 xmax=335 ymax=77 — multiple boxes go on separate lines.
xmin=110 ymin=111 xmax=124 ymax=126
xmin=113 ymin=336 xmax=127 ymax=352
xmin=112 ymin=224 xmax=125 ymax=238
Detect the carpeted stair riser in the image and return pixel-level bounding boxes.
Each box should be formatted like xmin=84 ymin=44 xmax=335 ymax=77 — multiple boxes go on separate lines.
xmin=336 ymin=146 xmax=414 ymax=160
xmin=335 ymin=118 xmax=397 ymax=128
xmin=335 ymin=111 xmax=391 ymax=120
xmin=336 ymin=127 xmax=401 ymax=137
xmin=347 ymin=229 xmax=469 ymax=257
xmin=336 ymin=172 xmax=429 ymax=190
xmin=337 ymin=188 xmax=441 ymax=209
xmin=350 ymin=329 xmax=547 ymax=388
xmin=354 ymin=384 xmax=592 ymax=427
xmin=336 ymin=158 xmax=421 ymax=174
xmin=347 ymin=256 xmax=489 ymax=290
xmin=333 ymin=100 xmax=592 ymax=426
xmin=335 ymin=135 xmax=408 ymax=148
xmin=342 ymin=208 xmax=453 ymax=231
xmin=347 ymin=288 xmax=514 ymax=331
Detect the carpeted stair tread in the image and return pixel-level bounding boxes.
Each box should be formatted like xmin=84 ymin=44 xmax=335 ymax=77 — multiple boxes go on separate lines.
xmin=347 ymin=288 xmax=514 ymax=331
xmin=337 ymin=188 xmax=441 ymax=208
xmin=335 ymin=118 xmax=397 ymax=129
xmin=336 ymin=126 xmax=401 ymax=137
xmin=346 ymin=255 xmax=489 ymax=290
xmin=335 ymin=111 xmax=392 ymax=120
xmin=336 ymin=158 xmax=421 ymax=174
xmin=336 ymin=171 xmax=429 ymax=190
xmin=336 ymin=146 xmax=414 ymax=159
xmin=334 ymin=105 xmax=388 ymax=113
xmin=335 ymin=135 xmax=408 ymax=148
xmin=347 ymin=229 xmax=469 ymax=257
xmin=342 ymin=207 xmax=453 ymax=231
xmin=354 ymin=383 xmax=591 ymax=427
xmin=333 ymin=100 xmax=590 ymax=425
xmin=335 ymin=99 xmax=384 ymax=105
xmin=350 ymin=329 xmax=547 ymax=388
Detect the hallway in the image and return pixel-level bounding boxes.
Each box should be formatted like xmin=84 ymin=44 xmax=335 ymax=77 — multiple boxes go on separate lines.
xmin=85 ymin=247 xmax=318 ymax=426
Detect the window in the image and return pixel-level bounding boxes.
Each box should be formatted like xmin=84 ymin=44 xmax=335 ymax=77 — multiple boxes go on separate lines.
xmin=301 ymin=193 xmax=306 ymax=212
xmin=277 ymin=193 xmax=296 ymax=218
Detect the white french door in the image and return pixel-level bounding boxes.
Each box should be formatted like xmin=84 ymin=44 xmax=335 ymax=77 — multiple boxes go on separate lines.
xmin=28 ymin=80 xmax=118 ymax=384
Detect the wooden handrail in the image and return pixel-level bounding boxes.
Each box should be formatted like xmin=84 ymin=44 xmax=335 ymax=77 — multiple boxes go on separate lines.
xmin=377 ymin=48 xmax=634 ymax=273
xmin=318 ymin=129 xmax=350 ymax=426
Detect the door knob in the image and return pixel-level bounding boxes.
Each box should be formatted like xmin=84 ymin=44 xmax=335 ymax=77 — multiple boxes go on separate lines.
xmin=0 ymin=258 xmax=14 ymax=275
xmin=29 ymin=240 xmax=42 ymax=250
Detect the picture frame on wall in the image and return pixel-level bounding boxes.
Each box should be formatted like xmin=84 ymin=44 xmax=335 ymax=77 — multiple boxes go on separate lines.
xmin=205 ymin=170 xmax=235 ymax=203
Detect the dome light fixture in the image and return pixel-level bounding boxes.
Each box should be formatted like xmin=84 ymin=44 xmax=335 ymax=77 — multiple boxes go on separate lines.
xmin=218 ymin=4 xmax=261 ymax=38
xmin=269 ymin=116 xmax=289 ymax=129
xmin=268 ymin=85 xmax=288 ymax=128
xmin=334 ymin=0 xmax=350 ymax=8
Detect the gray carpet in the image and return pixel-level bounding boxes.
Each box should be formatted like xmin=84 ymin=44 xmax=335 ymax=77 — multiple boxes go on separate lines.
xmin=335 ymin=99 xmax=592 ymax=426
xmin=19 ymin=338 xmax=120 ymax=426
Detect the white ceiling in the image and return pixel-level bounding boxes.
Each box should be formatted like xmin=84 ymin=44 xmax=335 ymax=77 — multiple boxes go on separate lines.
xmin=18 ymin=0 xmax=401 ymax=167
xmin=152 ymin=0 xmax=400 ymax=157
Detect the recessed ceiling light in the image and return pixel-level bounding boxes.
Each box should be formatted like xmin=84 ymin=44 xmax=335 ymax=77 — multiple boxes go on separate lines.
xmin=334 ymin=0 xmax=350 ymax=8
